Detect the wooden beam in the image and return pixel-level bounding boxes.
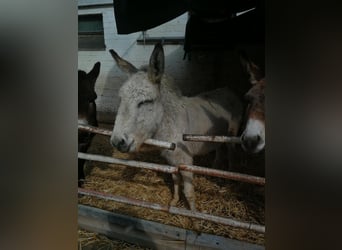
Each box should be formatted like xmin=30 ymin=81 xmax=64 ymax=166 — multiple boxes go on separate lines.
xmin=78 ymin=204 xmax=265 ymax=250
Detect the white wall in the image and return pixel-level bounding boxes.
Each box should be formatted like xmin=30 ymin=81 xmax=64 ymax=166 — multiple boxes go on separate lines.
xmin=78 ymin=4 xmax=262 ymax=123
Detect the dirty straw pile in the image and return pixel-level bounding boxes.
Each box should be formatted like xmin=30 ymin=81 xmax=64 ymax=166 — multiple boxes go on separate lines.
xmin=78 ymin=124 xmax=265 ymax=248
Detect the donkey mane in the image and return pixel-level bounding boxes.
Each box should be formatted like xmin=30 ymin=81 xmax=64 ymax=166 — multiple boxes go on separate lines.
xmin=139 ymin=64 xmax=183 ymax=98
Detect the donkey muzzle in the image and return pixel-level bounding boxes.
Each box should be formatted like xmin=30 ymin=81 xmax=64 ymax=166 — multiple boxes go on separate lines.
xmin=110 ymin=134 xmax=132 ymax=153
xmin=241 ymin=134 xmax=261 ymax=153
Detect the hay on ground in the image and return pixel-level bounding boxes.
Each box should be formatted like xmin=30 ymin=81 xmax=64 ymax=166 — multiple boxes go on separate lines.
xmin=79 ymin=123 xmax=265 ymax=246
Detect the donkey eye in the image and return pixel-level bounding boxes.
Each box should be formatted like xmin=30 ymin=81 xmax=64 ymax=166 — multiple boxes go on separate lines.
xmin=137 ymin=99 xmax=154 ymax=108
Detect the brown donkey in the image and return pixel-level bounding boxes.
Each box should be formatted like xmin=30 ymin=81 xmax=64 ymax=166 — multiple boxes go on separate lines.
xmin=239 ymin=51 xmax=265 ymax=153
xmin=78 ymin=62 xmax=100 ymax=187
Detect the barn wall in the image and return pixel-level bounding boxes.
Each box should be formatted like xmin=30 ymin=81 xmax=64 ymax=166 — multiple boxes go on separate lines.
xmin=78 ymin=3 xmax=263 ymax=124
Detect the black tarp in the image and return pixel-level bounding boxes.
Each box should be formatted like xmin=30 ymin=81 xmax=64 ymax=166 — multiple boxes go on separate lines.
xmin=113 ymin=0 xmax=260 ymax=34
xmin=113 ymin=0 xmax=187 ymax=34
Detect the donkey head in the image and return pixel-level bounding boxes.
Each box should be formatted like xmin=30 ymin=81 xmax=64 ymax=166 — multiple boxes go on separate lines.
xmin=239 ymin=51 xmax=265 ymax=153
xmin=109 ymin=43 xmax=165 ymax=152
xmin=78 ymin=62 xmax=100 ymax=126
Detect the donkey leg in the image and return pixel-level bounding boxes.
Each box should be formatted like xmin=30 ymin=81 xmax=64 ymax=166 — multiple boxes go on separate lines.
xmin=181 ymin=170 xmax=201 ymax=231
xmin=181 ymin=170 xmax=196 ymax=211
xmin=227 ymin=119 xmax=240 ymax=170
xmin=213 ymin=143 xmax=228 ymax=169
xmin=227 ymin=144 xmax=234 ymax=171
xmin=170 ymin=173 xmax=181 ymax=206
xmin=164 ymin=152 xmax=181 ymax=206
xmin=165 ymin=150 xmax=195 ymax=209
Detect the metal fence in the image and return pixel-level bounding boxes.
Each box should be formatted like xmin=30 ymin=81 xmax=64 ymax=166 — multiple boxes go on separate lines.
xmin=78 ymin=124 xmax=265 ymax=233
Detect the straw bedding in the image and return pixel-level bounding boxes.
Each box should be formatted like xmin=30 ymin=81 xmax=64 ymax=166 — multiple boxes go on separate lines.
xmin=78 ymin=229 xmax=150 ymax=250
xmin=78 ymin=123 xmax=265 ymax=248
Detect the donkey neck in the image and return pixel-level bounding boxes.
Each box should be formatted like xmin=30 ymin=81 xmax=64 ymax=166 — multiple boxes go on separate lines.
xmin=154 ymin=76 xmax=187 ymax=140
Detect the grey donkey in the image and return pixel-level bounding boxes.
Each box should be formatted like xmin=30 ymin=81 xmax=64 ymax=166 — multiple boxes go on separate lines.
xmin=109 ymin=43 xmax=243 ymax=211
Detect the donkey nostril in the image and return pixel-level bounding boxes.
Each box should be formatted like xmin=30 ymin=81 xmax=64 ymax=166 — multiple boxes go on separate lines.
xmin=110 ymin=136 xmax=126 ymax=149
xmin=119 ymin=138 xmax=125 ymax=146
xmin=256 ymin=135 xmax=261 ymax=142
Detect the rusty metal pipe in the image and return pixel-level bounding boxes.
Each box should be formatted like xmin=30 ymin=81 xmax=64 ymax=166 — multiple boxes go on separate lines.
xmin=178 ymin=164 xmax=265 ymax=185
xmin=78 ymin=188 xmax=265 ymax=233
xmin=169 ymin=206 xmax=265 ymax=233
xmin=78 ymin=152 xmax=177 ymax=174
xmin=78 ymin=124 xmax=176 ymax=150
xmin=78 ymin=188 xmax=168 ymax=212
xmin=144 ymin=138 xmax=176 ymax=150
xmin=78 ymin=152 xmax=265 ymax=185
xmin=183 ymin=134 xmax=241 ymax=144
xmin=78 ymin=124 xmax=111 ymax=136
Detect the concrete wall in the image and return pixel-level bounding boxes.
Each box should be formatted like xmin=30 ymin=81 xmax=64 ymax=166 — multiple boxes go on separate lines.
xmin=78 ymin=3 xmax=263 ymax=124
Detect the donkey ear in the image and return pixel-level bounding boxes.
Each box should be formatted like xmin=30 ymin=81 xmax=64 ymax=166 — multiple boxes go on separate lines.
xmin=109 ymin=49 xmax=138 ymax=75
xmin=88 ymin=61 xmax=101 ymax=80
xmin=148 ymin=43 xmax=164 ymax=84
xmin=238 ymin=50 xmax=250 ymax=70
xmin=238 ymin=50 xmax=262 ymax=84
xmin=87 ymin=62 xmax=101 ymax=92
